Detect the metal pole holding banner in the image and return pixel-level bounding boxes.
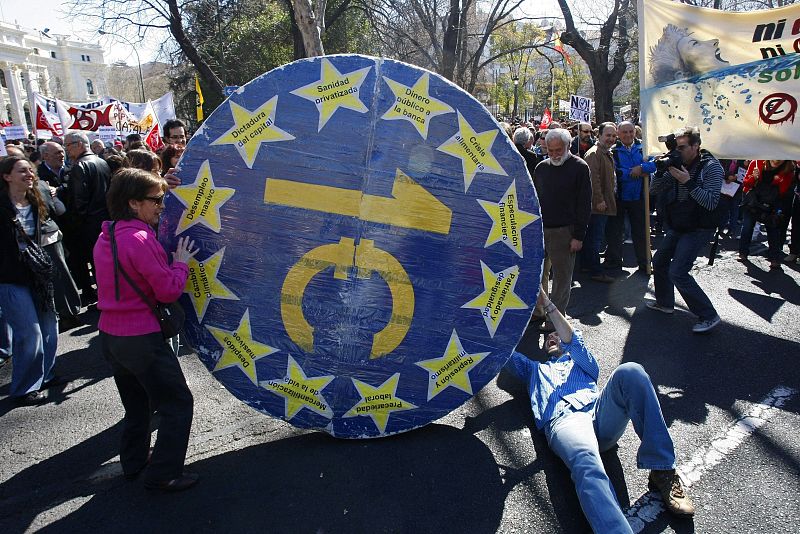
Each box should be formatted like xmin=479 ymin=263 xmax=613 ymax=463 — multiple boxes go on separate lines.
xmin=644 ymin=173 xmax=652 ymax=275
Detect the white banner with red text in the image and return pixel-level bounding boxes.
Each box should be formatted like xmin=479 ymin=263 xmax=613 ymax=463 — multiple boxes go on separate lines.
xmin=33 ymin=92 xmax=177 ymax=151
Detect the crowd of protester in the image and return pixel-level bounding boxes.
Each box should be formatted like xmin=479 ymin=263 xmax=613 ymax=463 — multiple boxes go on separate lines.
xmin=1 ymin=118 xmax=199 ymax=491
xmin=504 ymin=118 xmax=796 ymax=366
xmin=0 ymin=121 xmax=186 ymax=391
xmin=1 ymin=109 xmax=797 ymax=505
xmin=504 ymin=116 xmax=797 ymax=531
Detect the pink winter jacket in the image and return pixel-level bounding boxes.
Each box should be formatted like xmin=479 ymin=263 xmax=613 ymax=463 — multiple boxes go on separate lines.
xmin=93 ymin=219 xmax=189 ymax=336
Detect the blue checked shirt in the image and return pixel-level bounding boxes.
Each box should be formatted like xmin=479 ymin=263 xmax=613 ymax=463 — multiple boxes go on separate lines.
xmin=507 ymin=331 xmax=600 ymax=430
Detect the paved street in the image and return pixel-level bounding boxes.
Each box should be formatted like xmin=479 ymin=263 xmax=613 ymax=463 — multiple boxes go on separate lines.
xmin=1 ymin=237 xmax=798 ymax=533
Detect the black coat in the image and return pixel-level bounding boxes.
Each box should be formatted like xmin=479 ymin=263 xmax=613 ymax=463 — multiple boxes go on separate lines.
xmin=68 ymin=152 xmax=112 ymax=222
xmin=515 ymin=143 xmax=541 ymax=180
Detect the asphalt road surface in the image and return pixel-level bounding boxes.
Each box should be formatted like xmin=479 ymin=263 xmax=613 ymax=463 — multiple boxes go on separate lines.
xmin=1 ymin=236 xmax=798 ymax=533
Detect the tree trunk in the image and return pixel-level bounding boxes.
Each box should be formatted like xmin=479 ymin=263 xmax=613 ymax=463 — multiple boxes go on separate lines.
xmin=291 ymin=0 xmax=325 ymax=57
xmin=283 ymin=0 xmax=308 ymax=59
xmin=593 ymin=81 xmax=614 ymax=123
xmin=557 ymin=0 xmax=632 ymax=123
xmin=441 ymin=0 xmax=461 ymax=80
xmin=167 ymin=0 xmax=225 ymax=97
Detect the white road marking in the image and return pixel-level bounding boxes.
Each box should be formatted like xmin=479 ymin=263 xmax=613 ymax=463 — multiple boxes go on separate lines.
xmin=625 ymin=385 xmax=797 ymax=532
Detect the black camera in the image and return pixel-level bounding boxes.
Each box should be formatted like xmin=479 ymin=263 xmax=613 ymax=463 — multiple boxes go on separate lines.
xmin=654 ymin=150 xmax=683 ymax=172
xmin=657 ymin=133 xmax=677 ymax=151
xmin=653 ymin=133 xmax=682 ymax=172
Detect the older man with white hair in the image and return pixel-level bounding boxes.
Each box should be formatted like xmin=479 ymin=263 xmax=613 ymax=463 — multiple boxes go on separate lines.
xmin=65 ymin=131 xmax=112 ymax=303
xmin=530 ymin=128 xmax=592 ymax=330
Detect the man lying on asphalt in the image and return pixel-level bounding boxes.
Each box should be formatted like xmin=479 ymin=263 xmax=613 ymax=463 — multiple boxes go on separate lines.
xmin=506 ymin=287 xmax=694 ymax=533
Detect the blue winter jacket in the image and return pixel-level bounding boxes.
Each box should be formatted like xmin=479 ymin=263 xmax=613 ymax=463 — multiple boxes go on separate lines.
xmin=612 ymin=140 xmax=656 ymax=201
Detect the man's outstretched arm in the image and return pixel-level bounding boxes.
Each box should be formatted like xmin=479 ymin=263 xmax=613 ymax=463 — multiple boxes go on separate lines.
xmin=538 ymin=286 xmax=573 ymax=344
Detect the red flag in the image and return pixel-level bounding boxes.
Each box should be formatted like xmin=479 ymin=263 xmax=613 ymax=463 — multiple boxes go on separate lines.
xmin=554 ymin=38 xmax=573 ymax=65
xmin=146 ymin=123 xmax=164 ymax=152
xmin=539 ymin=108 xmax=552 ymax=131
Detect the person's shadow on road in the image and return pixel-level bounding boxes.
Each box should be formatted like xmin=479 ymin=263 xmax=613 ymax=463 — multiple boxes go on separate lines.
xmin=3 ymin=422 xmax=508 ymax=534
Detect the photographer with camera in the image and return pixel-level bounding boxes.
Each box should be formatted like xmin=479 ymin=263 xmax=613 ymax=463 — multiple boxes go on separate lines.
xmin=647 ymin=126 xmax=723 ymax=334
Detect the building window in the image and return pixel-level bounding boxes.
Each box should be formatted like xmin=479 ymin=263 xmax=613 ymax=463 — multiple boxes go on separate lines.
xmin=33 ymin=47 xmax=39 ymax=55
xmin=50 ymin=51 xmax=56 ymax=59
xmin=86 ymin=79 xmax=95 ymax=95
xmin=0 ymin=70 xmax=5 ymax=89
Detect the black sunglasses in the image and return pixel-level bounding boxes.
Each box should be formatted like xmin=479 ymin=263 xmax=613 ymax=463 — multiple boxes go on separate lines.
xmin=144 ymin=195 xmax=165 ymax=205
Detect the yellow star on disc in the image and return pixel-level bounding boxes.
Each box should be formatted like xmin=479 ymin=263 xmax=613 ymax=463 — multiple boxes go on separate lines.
xmin=184 ymin=247 xmax=239 ymax=322
xmin=171 ymin=160 xmax=235 ymax=234
xmin=344 ymin=373 xmax=417 ymax=434
xmin=477 ymin=180 xmax=539 ymax=258
xmin=381 ymin=73 xmax=454 ymax=139
xmin=437 ymin=111 xmax=507 ymax=192
xmin=291 ymin=58 xmax=372 ymax=132
xmin=260 ymin=355 xmax=335 ymax=420
xmin=206 ymin=309 xmax=279 ymax=385
xmin=415 ymin=330 xmax=489 ymax=401
xmin=461 ymin=261 xmax=528 ymax=338
xmin=211 ymin=96 xmax=295 ymax=168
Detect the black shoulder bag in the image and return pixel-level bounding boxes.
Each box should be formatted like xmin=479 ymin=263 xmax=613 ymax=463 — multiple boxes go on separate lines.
xmin=109 ymin=222 xmax=185 ymax=339
xmin=741 ymin=171 xmax=781 ymax=225
xmin=13 ymin=218 xmax=55 ymax=311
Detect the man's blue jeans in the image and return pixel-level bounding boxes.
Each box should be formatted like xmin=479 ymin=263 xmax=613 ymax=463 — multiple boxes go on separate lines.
xmin=545 ymin=363 xmax=675 ymax=534
xmin=0 ymin=284 xmax=57 ymax=397
xmin=652 ymin=228 xmax=718 ymax=321
xmin=581 ymin=214 xmax=607 ymax=275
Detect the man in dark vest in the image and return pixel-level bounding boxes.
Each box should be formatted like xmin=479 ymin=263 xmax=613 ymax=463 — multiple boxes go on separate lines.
xmin=647 ymin=126 xmax=723 ymax=334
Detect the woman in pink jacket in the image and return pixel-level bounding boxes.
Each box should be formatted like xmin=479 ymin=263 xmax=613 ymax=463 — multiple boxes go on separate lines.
xmin=93 ymin=168 xmax=199 ymax=492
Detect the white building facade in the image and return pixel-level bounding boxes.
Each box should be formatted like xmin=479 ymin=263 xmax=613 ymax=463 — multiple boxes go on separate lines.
xmin=0 ymin=21 xmax=108 ymax=130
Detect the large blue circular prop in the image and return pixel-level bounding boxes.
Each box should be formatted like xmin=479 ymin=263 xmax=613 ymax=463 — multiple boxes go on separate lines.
xmin=160 ymin=55 xmax=544 ymax=438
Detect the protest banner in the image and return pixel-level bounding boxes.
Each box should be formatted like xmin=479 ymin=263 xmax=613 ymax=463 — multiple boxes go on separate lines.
xmin=161 ymin=55 xmax=544 ymax=438
xmin=4 ymin=125 xmax=28 ymax=139
xmin=569 ymin=95 xmax=592 ymax=122
xmin=32 ymin=92 xmax=176 ymax=151
xmin=638 ymin=0 xmax=800 ymax=158
xmin=98 ymin=125 xmax=117 ymax=143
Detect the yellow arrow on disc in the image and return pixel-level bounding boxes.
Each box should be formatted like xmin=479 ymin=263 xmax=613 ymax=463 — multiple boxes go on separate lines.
xmin=264 ymin=168 xmax=452 ymax=234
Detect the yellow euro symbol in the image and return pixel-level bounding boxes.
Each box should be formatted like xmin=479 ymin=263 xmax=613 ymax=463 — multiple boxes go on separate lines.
xmin=280 ymin=238 xmax=414 ymax=359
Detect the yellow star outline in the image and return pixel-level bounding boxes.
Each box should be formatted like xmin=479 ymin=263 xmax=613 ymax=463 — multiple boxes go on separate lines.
xmin=210 ymin=96 xmax=295 ymax=168
xmin=206 ymin=309 xmax=279 ymax=385
xmin=260 ymin=355 xmax=335 ymax=420
xmin=343 ymin=373 xmax=417 ymax=434
xmin=171 ymin=160 xmax=235 ymax=235
xmin=415 ymin=330 xmax=490 ymax=401
xmin=380 ymin=73 xmax=454 ymax=139
xmin=461 ymin=261 xmax=528 ymax=338
xmin=477 ymin=180 xmax=539 ymax=258
xmin=184 ymin=247 xmax=239 ymax=322
xmin=436 ymin=111 xmax=507 ymax=192
xmin=290 ymin=58 xmax=372 ymax=132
